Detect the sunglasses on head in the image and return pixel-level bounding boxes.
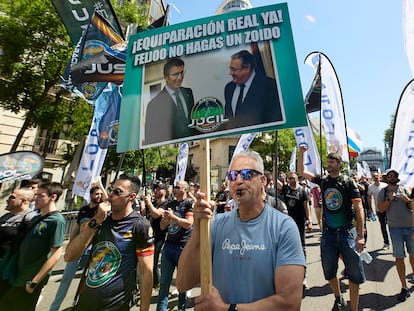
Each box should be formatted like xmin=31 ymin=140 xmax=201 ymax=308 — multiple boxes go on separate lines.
xmin=226 ymin=169 xmax=263 ymax=181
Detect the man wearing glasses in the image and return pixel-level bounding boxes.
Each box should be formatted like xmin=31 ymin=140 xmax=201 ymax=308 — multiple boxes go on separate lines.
xmin=145 ymin=57 xmax=196 ymax=145
xmin=157 ymin=180 xmax=193 ymax=311
xmin=177 ymin=151 xmax=305 ymax=310
xmin=0 ymin=188 xmax=36 ymax=260
xmin=223 ymin=49 xmax=282 ymax=130
xmin=65 ymin=174 xmax=154 ymax=311
xmin=378 ymin=169 xmax=414 ymax=302
xmin=0 ymin=182 xmax=66 ymax=310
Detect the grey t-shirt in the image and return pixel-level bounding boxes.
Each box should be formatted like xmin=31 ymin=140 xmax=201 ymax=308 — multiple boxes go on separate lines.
xmin=378 ymin=186 xmax=412 ymax=228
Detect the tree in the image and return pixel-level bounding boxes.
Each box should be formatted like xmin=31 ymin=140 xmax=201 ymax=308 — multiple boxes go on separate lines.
xmin=0 ymin=0 xmax=84 ymax=152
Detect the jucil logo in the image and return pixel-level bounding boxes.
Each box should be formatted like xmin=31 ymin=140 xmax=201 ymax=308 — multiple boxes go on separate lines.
xmin=188 ymin=97 xmax=228 ymax=132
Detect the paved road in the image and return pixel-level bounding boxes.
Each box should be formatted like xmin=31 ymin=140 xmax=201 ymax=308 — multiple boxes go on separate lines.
xmin=35 ymin=218 xmax=414 ymax=310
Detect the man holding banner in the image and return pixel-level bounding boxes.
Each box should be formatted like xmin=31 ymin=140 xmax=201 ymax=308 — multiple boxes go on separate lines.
xmin=177 ymin=151 xmax=305 ymax=310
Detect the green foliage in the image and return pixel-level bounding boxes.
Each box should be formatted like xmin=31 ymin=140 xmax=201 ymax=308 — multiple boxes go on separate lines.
xmin=111 ymin=0 xmax=149 ymax=26
xmin=0 ymin=0 xmax=81 ymax=150
xmin=250 ymin=129 xmax=296 ymax=173
xmin=103 ymin=145 xmax=179 ymax=180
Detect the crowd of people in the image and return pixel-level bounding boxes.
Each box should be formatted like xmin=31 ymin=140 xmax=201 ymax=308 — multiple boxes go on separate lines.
xmin=0 ymin=149 xmax=413 ymax=310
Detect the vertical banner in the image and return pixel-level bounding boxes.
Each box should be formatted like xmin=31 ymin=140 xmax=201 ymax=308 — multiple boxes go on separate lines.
xmin=305 ymin=52 xmax=349 ymax=163
xmin=403 ymin=0 xmax=414 ymax=76
xmin=95 ymin=83 xmax=122 ymax=149
xmin=390 ymin=79 xmax=414 ymax=188
xmin=232 ymin=133 xmax=257 ymax=160
xmin=61 ymin=12 xmax=124 ymax=102
xmin=293 ymin=116 xmax=321 ymax=175
xmin=174 ymin=143 xmax=189 ymax=185
xmin=118 ymin=3 xmax=307 ymax=151
xmin=51 ymin=0 xmax=123 ymax=45
xmin=289 ymin=146 xmax=297 ymax=172
xmin=73 ymin=117 xmax=108 ymax=202
xmin=362 ymin=161 xmax=372 ymax=178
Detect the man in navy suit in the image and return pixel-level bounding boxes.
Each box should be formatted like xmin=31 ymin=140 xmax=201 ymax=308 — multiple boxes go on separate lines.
xmin=224 ymin=50 xmax=283 ymax=129
xmin=145 ymin=58 xmax=196 ymax=145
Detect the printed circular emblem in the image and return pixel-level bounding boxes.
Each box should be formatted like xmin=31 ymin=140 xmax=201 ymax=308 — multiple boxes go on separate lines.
xmin=324 ymin=188 xmax=343 ymax=211
xmin=86 ymin=241 xmax=121 ymax=288
xmin=168 ymin=212 xmax=183 ymax=235
xmin=189 ymin=97 xmax=226 ymax=132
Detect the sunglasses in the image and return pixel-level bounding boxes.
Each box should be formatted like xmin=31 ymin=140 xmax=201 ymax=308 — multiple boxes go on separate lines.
xmin=109 ymin=188 xmax=131 ymax=196
xmin=226 ymin=169 xmax=262 ymax=181
xmin=386 ymin=174 xmax=398 ymax=178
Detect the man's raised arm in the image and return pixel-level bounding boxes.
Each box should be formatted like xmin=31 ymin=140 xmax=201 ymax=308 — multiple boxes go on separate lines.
xmin=297 ymin=145 xmax=315 ymax=181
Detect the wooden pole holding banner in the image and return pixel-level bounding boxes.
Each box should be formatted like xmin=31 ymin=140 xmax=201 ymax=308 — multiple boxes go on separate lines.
xmin=199 ymin=139 xmax=212 ymax=294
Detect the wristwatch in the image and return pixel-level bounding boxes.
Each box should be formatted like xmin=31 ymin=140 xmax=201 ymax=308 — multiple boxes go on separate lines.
xmin=26 ymin=281 xmax=38 ymax=290
xmin=88 ymin=218 xmax=99 ymax=229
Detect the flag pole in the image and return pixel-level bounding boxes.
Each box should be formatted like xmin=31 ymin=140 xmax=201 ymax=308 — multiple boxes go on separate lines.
xmin=199 ymin=139 xmax=212 ymax=294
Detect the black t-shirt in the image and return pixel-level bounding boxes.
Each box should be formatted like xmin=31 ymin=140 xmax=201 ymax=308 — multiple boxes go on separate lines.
xmin=313 ymin=174 xmax=360 ymax=228
xmin=0 ymin=210 xmax=35 ymax=258
xmin=165 ymin=198 xmax=193 ymax=245
xmin=281 ymin=184 xmax=308 ymax=224
xmin=215 ymin=190 xmax=229 ymax=213
xmin=77 ymin=211 xmax=154 ymax=310
xmin=146 ymin=199 xmax=168 ymax=242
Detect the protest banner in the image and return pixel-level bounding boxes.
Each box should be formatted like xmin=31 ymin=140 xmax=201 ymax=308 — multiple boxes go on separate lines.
xmin=118 ymin=3 xmax=306 ymax=151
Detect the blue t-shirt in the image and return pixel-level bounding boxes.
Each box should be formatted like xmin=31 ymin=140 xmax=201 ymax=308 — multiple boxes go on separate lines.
xmin=211 ymin=204 xmax=305 ymax=304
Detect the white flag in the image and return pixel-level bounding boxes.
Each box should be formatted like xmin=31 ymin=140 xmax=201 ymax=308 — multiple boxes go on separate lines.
xmin=362 ymin=161 xmax=372 ymax=178
xmin=305 ymin=52 xmax=349 ymax=163
xmin=174 ymin=143 xmax=189 ymax=185
xmin=293 ymin=117 xmax=321 ymax=175
xmin=73 ymin=117 xmax=108 ymax=202
xmin=232 ymin=133 xmax=257 ymax=159
xmin=403 ymin=0 xmax=414 ymax=76
xmin=289 ymin=146 xmax=297 ymax=172
xmin=390 ymin=79 xmax=414 ymax=188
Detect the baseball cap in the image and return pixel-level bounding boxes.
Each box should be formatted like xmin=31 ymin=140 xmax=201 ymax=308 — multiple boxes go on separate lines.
xmin=385 ymin=169 xmax=399 ymax=177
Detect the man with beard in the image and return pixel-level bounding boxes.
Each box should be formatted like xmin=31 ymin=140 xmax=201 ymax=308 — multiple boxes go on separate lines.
xmin=64 ymin=174 xmax=154 ymax=311
xmin=277 ymin=172 xmax=312 ymax=288
xmin=298 ymin=145 xmax=365 ymax=311
xmin=378 ymin=169 xmax=414 ymax=302
xmin=50 ymin=186 xmax=105 ymax=311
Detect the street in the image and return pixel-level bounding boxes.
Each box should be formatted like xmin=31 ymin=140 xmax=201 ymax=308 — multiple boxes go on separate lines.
xmin=35 ymin=218 xmax=414 ymax=310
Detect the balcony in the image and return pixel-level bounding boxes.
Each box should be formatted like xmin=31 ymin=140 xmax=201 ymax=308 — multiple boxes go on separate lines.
xmin=20 ymin=136 xmax=73 ymax=167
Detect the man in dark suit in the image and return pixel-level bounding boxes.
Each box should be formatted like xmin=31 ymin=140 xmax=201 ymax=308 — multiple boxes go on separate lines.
xmin=224 ymin=50 xmax=283 ymax=129
xmin=145 ymin=58 xmax=196 ymax=145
